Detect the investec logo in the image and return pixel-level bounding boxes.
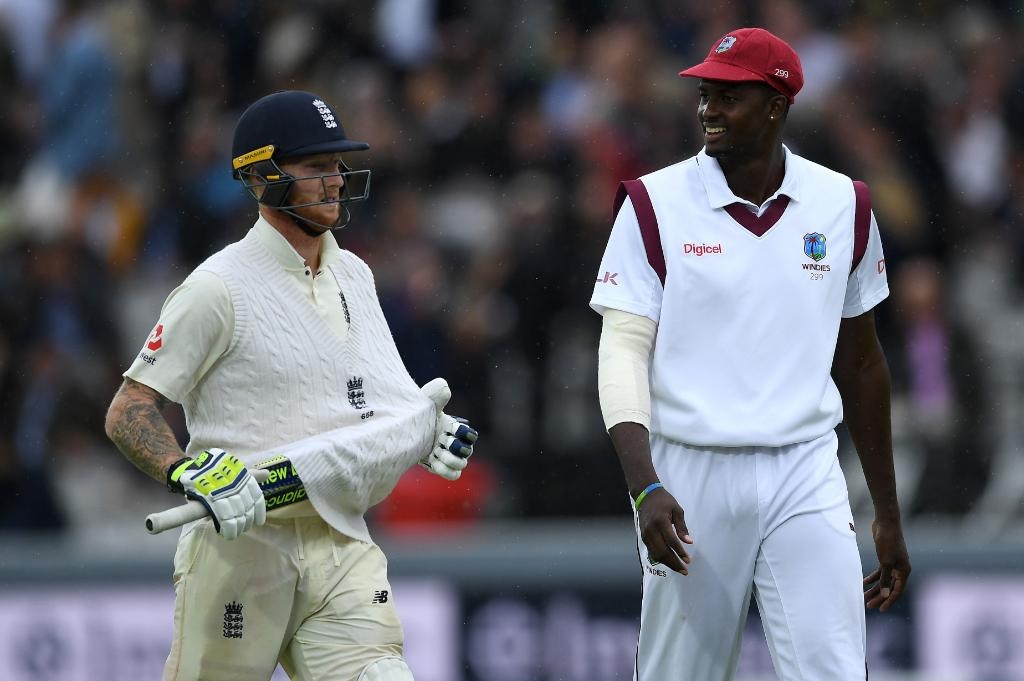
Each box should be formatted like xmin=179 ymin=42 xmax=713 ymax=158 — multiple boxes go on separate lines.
xmin=683 ymin=243 xmax=723 ymax=256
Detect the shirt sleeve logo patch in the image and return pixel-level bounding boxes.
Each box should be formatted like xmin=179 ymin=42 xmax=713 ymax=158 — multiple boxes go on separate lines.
xmin=146 ymin=324 xmax=164 ymax=352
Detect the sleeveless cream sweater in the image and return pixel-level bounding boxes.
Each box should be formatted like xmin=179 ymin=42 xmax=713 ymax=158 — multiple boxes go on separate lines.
xmin=182 ymin=231 xmax=435 ymax=542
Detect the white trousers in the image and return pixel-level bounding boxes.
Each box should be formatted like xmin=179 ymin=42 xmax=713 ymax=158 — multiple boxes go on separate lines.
xmin=164 ymin=514 xmax=404 ymax=681
xmin=634 ymin=431 xmax=866 ymax=681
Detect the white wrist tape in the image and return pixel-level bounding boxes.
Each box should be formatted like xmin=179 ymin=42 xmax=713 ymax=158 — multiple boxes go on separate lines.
xmin=598 ymin=309 xmax=657 ymax=430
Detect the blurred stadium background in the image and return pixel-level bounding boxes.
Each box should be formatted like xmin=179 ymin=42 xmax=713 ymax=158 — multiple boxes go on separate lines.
xmin=1 ymin=0 xmax=1023 ymax=679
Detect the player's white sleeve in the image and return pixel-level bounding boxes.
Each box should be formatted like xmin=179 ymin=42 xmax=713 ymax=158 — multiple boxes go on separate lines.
xmin=590 ymin=196 xmax=664 ymax=323
xmin=842 ymin=211 xmax=889 ymax=317
xmin=123 ymin=270 xmax=234 ymax=402
xmin=598 ymin=309 xmax=656 ymax=430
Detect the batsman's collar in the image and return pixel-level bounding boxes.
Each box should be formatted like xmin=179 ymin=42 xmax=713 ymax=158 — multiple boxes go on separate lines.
xmin=253 ymin=216 xmax=342 ymax=273
xmin=696 ymin=144 xmax=802 ymax=211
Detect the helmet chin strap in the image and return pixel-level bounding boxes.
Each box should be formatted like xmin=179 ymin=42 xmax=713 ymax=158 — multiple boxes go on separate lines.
xmin=276 ymin=203 xmax=353 ymax=236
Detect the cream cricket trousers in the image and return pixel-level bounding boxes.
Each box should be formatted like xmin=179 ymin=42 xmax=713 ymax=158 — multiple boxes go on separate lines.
xmin=634 ymin=431 xmax=866 ymax=681
xmin=163 ymin=511 xmax=404 ymax=681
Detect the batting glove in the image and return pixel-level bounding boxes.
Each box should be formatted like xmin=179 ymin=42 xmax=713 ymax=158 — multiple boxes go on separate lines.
xmin=167 ymin=449 xmax=267 ymax=539
xmin=420 ymin=378 xmax=478 ymax=481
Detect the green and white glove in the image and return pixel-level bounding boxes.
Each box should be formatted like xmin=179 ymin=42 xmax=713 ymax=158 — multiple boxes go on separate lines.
xmin=420 ymin=378 xmax=478 ymax=481
xmin=166 ymin=449 xmax=266 ymax=539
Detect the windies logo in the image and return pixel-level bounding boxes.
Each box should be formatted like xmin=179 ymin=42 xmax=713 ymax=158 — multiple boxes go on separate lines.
xmin=803 ymin=233 xmax=826 ymax=262
xmin=716 ymin=36 xmax=737 ymax=53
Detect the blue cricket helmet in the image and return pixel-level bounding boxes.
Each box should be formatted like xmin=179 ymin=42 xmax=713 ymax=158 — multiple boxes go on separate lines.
xmin=230 ymin=90 xmax=371 ymax=231
xmin=231 ymin=90 xmax=369 ymax=174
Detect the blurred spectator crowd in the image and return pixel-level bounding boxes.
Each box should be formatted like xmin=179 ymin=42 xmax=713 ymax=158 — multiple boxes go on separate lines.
xmin=1 ymin=0 xmax=1023 ymax=538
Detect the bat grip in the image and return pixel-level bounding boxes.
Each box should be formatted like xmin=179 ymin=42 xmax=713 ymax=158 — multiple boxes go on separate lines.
xmin=144 ymin=468 xmax=271 ymax=535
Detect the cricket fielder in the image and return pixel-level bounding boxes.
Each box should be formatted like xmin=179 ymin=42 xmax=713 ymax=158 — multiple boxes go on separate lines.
xmin=591 ymin=28 xmax=911 ymax=681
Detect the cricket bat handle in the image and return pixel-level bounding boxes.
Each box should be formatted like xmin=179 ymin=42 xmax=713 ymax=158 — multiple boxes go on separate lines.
xmin=145 ymin=468 xmax=271 ymax=535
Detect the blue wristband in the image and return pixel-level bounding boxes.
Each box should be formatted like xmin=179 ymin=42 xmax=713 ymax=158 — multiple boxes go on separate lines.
xmin=634 ymin=482 xmax=664 ymax=508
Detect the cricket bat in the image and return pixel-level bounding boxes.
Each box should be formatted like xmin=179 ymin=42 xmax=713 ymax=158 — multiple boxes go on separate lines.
xmin=144 ymin=456 xmax=305 ymax=535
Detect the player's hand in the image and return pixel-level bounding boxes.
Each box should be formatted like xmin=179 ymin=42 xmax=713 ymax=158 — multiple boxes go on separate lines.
xmin=637 ymin=487 xmax=693 ymax=575
xmin=863 ymin=517 xmax=911 ymax=612
xmin=419 ymin=378 xmax=479 ymax=481
xmin=167 ymin=449 xmax=266 ymax=540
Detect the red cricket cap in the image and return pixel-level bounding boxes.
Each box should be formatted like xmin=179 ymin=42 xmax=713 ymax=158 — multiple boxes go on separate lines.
xmin=679 ymin=28 xmax=803 ymax=104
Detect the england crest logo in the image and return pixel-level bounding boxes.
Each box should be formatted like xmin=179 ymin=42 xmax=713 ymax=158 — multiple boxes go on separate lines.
xmin=803 ymin=233 xmax=826 ymax=261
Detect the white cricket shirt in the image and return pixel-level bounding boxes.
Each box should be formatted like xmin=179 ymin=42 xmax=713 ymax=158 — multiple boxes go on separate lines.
xmin=125 ymin=216 xmax=435 ymax=542
xmin=591 ymin=146 xmax=888 ymax=447
xmin=125 ymin=216 xmax=350 ymax=402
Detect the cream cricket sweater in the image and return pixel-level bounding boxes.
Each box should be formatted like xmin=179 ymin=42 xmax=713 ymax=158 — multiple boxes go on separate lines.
xmin=183 ymin=231 xmax=435 ymax=543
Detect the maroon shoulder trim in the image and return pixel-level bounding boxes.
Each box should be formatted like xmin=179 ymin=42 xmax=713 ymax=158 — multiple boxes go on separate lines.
xmin=614 ymin=179 xmax=666 ymax=286
xmin=852 ymin=180 xmax=871 ymax=272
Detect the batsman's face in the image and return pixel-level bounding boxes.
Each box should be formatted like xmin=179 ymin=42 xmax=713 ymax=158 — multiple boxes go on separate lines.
xmin=697 ymin=80 xmax=781 ymax=161
xmin=280 ymin=153 xmax=346 ymax=227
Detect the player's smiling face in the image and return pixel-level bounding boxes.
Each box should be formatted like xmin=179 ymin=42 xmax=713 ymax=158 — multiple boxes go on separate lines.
xmin=280 ymin=153 xmax=346 ymax=228
xmin=697 ymin=80 xmax=782 ymax=160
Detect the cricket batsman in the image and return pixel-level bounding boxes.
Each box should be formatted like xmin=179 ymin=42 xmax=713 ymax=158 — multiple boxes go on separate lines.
xmin=105 ymin=90 xmax=478 ymax=681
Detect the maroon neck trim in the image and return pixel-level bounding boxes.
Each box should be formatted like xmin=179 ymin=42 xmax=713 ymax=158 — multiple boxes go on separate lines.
xmin=723 ymin=195 xmax=791 ymax=237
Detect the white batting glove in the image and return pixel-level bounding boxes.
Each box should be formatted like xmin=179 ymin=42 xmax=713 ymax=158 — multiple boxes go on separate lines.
xmin=167 ymin=448 xmax=267 ymax=539
xmin=420 ymin=378 xmax=478 ymax=481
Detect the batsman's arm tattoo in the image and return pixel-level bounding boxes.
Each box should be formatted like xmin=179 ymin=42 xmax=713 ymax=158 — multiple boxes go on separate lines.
xmin=105 ymin=377 xmax=186 ymax=483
